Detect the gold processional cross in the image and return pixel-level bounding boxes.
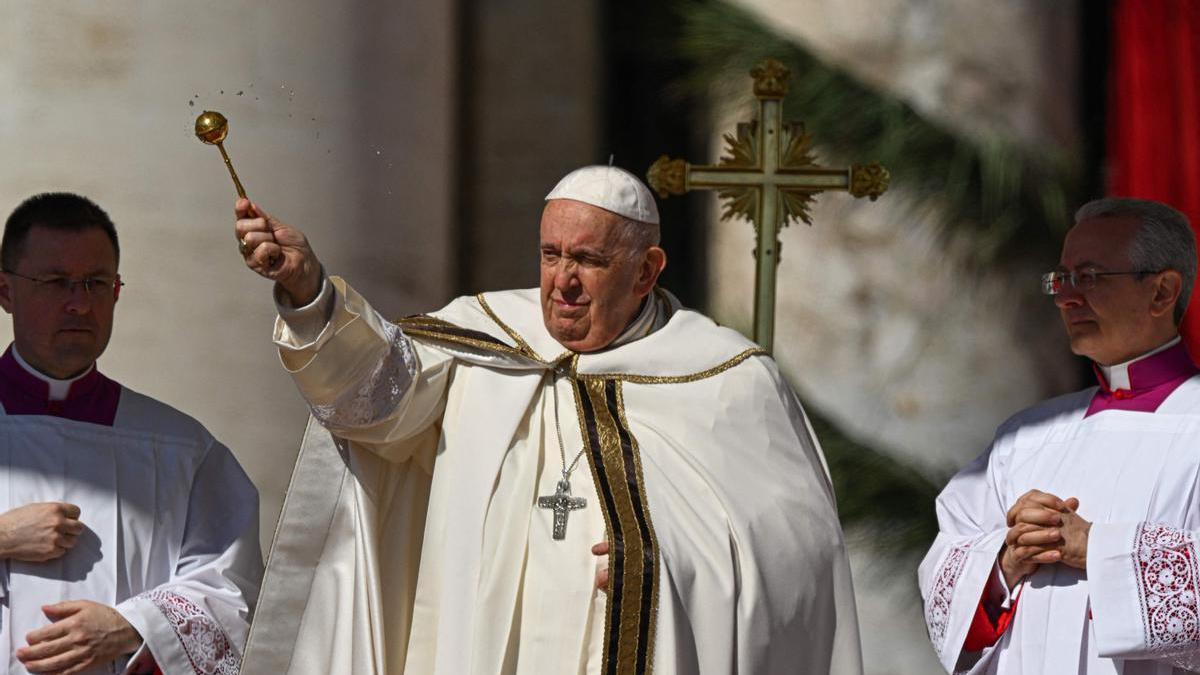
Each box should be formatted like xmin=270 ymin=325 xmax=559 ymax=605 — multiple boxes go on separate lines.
xmin=647 ymin=58 xmax=890 ymax=354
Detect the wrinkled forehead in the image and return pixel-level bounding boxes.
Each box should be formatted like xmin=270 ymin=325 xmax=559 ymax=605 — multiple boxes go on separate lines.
xmin=1060 ymin=215 xmax=1140 ymax=267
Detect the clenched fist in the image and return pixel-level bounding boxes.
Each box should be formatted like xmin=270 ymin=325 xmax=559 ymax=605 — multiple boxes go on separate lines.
xmin=234 ymin=198 xmax=323 ymax=305
xmin=0 ymin=502 xmax=83 ymax=562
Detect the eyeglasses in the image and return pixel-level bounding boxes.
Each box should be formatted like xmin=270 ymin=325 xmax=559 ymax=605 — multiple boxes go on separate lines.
xmin=3 ymin=271 xmax=124 ymax=299
xmin=1041 ymin=269 xmax=1160 ymax=295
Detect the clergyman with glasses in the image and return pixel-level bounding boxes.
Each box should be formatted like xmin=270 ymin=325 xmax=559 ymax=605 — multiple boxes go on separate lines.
xmin=919 ymin=197 xmax=1200 ymax=673
xmin=0 ymin=193 xmax=262 ymax=674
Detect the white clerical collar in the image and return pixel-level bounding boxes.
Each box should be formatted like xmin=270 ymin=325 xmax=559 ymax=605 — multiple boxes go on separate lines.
xmin=11 ymin=347 xmax=93 ymax=401
xmin=607 ymin=288 xmax=675 ymax=350
xmin=1100 ymin=336 xmax=1181 ymax=391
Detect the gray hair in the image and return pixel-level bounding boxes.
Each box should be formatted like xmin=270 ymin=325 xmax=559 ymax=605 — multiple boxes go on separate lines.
xmin=1074 ymin=197 xmax=1196 ymax=324
xmin=614 ymin=217 xmax=661 ymax=259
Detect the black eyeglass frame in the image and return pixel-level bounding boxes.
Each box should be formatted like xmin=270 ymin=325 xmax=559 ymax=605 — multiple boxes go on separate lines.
xmin=1 ymin=270 xmax=124 ymax=296
xmin=1041 ymin=269 xmax=1162 ymax=296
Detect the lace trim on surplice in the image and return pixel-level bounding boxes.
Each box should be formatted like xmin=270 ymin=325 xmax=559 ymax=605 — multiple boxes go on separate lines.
xmin=309 ymin=321 xmax=417 ymax=428
xmin=144 ymin=589 xmax=240 ymax=675
xmin=1133 ymin=522 xmax=1200 ymax=668
xmin=927 ymin=545 xmax=970 ymax=652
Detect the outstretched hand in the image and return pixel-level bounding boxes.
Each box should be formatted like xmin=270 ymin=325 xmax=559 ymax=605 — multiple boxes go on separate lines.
xmin=234 ymin=198 xmax=323 ymax=305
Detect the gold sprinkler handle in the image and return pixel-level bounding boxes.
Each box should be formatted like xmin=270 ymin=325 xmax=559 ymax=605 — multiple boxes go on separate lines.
xmin=215 ymin=142 xmax=247 ymax=200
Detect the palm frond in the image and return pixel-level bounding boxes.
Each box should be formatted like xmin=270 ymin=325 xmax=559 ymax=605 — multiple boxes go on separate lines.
xmin=670 ymin=0 xmax=1082 ymax=264
xmin=805 ymin=405 xmax=944 ymax=563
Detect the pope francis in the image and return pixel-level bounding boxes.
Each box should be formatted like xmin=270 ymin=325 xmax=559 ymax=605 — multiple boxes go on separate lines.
xmin=234 ymin=166 xmax=862 ymax=675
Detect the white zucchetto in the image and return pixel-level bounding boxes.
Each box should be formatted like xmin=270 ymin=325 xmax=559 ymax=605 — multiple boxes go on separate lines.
xmin=544 ymin=165 xmax=660 ymax=225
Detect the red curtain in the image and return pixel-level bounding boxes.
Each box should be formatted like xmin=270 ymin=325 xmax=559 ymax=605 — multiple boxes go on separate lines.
xmin=1109 ymin=0 xmax=1200 ymax=355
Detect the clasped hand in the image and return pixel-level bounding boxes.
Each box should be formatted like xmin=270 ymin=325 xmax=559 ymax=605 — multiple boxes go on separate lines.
xmin=1000 ymin=489 xmax=1091 ymax=588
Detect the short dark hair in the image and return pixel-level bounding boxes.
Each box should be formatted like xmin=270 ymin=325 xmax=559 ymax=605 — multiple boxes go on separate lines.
xmin=2 ymin=193 xmax=120 ymax=271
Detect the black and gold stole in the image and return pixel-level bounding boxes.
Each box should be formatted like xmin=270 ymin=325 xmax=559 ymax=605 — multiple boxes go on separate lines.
xmin=574 ymin=376 xmax=660 ymax=675
xmin=398 ymin=305 xmax=663 ymax=675
xmin=399 ymin=298 xmax=766 ymax=674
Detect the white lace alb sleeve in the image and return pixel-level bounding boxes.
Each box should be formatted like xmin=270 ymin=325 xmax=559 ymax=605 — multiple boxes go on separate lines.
xmin=308 ymin=320 xmax=418 ymax=429
xmin=1090 ymin=521 xmax=1200 ymax=670
xmin=274 ymin=276 xmax=453 ymax=453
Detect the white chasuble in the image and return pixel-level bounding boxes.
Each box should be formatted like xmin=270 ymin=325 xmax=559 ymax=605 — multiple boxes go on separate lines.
xmin=920 ymin=379 xmax=1200 ymax=674
xmin=243 ymin=277 xmax=863 ymax=675
xmin=0 ymin=392 xmax=261 ymax=675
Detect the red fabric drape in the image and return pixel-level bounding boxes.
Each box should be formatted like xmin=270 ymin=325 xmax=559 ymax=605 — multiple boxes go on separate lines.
xmin=1109 ymin=0 xmax=1200 ymax=357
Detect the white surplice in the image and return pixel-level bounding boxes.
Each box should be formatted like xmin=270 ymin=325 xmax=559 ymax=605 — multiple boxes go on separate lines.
xmin=242 ymin=277 xmax=863 ymax=675
xmin=0 ymin=387 xmax=262 ymax=674
xmin=919 ymin=376 xmax=1200 ymax=674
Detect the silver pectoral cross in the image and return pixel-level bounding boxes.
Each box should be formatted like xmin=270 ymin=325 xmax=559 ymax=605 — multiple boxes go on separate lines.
xmin=537 ymin=479 xmax=587 ymax=540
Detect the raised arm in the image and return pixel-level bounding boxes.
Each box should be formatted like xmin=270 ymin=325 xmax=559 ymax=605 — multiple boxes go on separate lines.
xmin=234 ymin=200 xmax=453 ymax=457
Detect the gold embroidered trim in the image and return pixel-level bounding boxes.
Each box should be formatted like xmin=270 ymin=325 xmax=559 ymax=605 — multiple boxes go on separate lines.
xmin=575 ymin=378 xmax=659 ymax=675
xmin=574 ymin=347 xmax=766 ymax=384
xmin=474 ymin=294 xmax=576 ymax=366
xmin=474 ymin=293 xmax=545 ymax=361
xmin=401 ymin=305 xmax=764 ymax=385
xmin=395 ymin=315 xmax=531 ymax=360
xmin=614 ymin=381 xmax=659 ymax=671
xmin=396 ymin=314 xmax=455 ymax=327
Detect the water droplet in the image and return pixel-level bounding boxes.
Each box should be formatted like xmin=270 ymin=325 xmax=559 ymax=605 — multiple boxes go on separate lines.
xmin=375 ymin=150 xmax=381 ymax=156
xmin=188 ymin=100 xmax=194 ymax=107
xmin=220 ymin=90 xmax=224 ymax=94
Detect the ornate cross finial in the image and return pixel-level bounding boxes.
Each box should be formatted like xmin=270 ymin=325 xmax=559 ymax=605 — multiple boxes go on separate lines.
xmin=751 ymin=58 xmax=790 ymax=99
xmin=647 ymin=58 xmax=890 ymax=353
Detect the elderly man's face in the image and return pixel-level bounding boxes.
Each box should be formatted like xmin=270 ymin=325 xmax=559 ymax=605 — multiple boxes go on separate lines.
xmin=0 ymin=226 xmax=119 ymax=378
xmin=1054 ymin=215 xmax=1175 ymax=365
xmin=539 ymin=199 xmax=664 ymax=353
